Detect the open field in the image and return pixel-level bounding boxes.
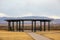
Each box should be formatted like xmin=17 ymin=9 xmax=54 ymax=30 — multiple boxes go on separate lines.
xmin=0 ymin=24 xmax=60 ymax=40
xmin=36 ymin=30 xmax=60 ymax=40
xmin=0 ymin=30 xmax=34 ymax=40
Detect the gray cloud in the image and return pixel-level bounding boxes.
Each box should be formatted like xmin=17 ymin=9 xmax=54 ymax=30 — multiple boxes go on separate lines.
xmin=0 ymin=0 xmax=60 ymax=18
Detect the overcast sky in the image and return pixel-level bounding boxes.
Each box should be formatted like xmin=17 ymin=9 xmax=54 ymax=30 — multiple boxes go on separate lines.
xmin=0 ymin=0 xmax=60 ymax=19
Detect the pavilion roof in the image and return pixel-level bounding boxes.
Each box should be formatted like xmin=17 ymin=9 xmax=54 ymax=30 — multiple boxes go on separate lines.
xmin=5 ymin=16 xmax=53 ymax=21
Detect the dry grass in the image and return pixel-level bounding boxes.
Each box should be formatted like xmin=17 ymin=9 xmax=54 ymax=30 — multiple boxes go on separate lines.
xmin=36 ymin=30 xmax=60 ymax=40
xmin=0 ymin=24 xmax=60 ymax=40
xmin=0 ymin=30 xmax=34 ymax=40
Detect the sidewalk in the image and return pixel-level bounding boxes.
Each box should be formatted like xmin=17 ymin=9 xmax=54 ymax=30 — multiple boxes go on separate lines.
xmin=28 ymin=32 xmax=51 ymax=40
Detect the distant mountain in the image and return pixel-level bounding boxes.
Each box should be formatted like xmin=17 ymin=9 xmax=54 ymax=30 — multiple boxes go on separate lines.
xmin=52 ymin=19 xmax=60 ymax=24
xmin=0 ymin=17 xmax=16 ymax=24
xmin=0 ymin=16 xmax=60 ymax=24
xmin=19 ymin=16 xmax=50 ymax=19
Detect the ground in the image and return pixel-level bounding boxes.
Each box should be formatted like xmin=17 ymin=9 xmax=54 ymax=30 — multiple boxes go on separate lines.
xmin=0 ymin=30 xmax=60 ymax=40
xmin=0 ymin=30 xmax=34 ymax=40
xmin=36 ymin=30 xmax=60 ymax=40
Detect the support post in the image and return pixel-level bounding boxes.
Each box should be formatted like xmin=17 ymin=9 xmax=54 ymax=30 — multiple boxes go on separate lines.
xmin=16 ymin=21 xmax=18 ymax=31
xmin=19 ymin=21 xmax=21 ymax=31
xmin=12 ymin=21 xmax=14 ymax=31
xmin=22 ymin=21 xmax=24 ymax=32
xmin=40 ymin=21 xmax=42 ymax=31
xmin=8 ymin=21 xmax=11 ymax=31
xmin=48 ymin=21 xmax=50 ymax=31
xmin=44 ymin=21 xmax=46 ymax=31
xmin=32 ymin=21 xmax=33 ymax=32
xmin=34 ymin=21 xmax=36 ymax=32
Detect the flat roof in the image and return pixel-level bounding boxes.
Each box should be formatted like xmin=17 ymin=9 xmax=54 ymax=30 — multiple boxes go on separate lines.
xmin=5 ymin=16 xmax=53 ymax=22
xmin=5 ymin=19 xmax=52 ymax=22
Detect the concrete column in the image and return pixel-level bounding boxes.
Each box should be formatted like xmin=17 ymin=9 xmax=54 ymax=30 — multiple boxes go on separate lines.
xmin=48 ymin=21 xmax=50 ymax=31
xmin=19 ymin=21 xmax=21 ymax=31
xmin=16 ymin=21 xmax=18 ymax=31
xmin=12 ymin=21 xmax=14 ymax=31
xmin=32 ymin=21 xmax=33 ymax=32
xmin=44 ymin=21 xmax=46 ymax=31
xmin=22 ymin=21 xmax=24 ymax=32
xmin=40 ymin=21 xmax=42 ymax=31
xmin=34 ymin=21 xmax=36 ymax=32
xmin=8 ymin=21 xmax=11 ymax=31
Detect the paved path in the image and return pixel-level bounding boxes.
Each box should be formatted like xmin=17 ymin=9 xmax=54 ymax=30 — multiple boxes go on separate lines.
xmin=28 ymin=32 xmax=51 ymax=40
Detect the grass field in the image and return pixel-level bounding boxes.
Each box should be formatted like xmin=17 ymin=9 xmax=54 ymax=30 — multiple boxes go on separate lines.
xmin=0 ymin=24 xmax=60 ymax=40
xmin=36 ymin=30 xmax=60 ymax=40
xmin=0 ymin=30 xmax=34 ymax=40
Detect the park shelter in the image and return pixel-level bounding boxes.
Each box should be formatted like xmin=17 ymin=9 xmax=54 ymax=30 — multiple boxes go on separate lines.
xmin=5 ymin=16 xmax=52 ymax=32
